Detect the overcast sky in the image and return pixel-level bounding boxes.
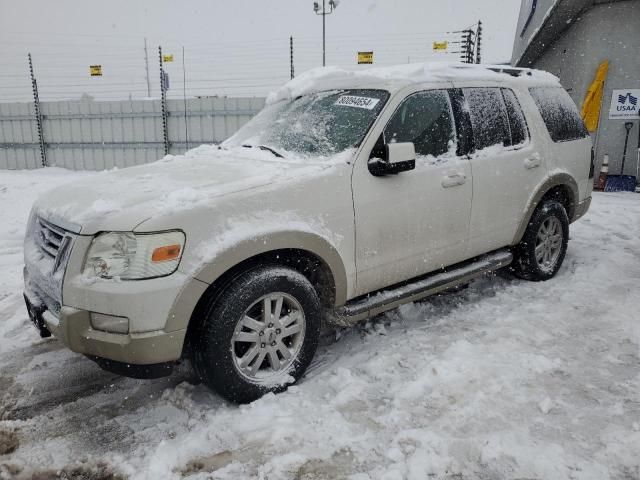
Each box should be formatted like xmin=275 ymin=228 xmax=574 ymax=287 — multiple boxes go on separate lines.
xmin=0 ymin=0 xmax=521 ymax=102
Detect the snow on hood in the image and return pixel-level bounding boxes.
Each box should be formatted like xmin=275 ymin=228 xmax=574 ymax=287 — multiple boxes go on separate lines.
xmin=267 ymin=62 xmax=560 ymax=104
xmin=34 ymin=145 xmax=351 ymax=234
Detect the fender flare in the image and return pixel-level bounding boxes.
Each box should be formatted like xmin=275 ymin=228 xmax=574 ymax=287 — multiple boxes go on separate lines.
xmin=512 ymin=173 xmax=579 ymax=245
xmin=165 ymin=230 xmax=349 ymax=333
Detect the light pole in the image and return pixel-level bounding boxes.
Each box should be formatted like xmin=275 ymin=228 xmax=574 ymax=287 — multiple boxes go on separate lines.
xmin=313 ymin=0 xmax=337 ymax=67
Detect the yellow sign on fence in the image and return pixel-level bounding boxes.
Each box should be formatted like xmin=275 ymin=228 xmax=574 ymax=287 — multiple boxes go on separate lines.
xmin=89 ymin=65 xmax=102 ymax=76
xmin=432 ymin=41 xmax=449 ymax=51
xmin=357 ymin=51 xmax=373 ymax=64
xmin=163 ymin=54 xmax=174 ymax=63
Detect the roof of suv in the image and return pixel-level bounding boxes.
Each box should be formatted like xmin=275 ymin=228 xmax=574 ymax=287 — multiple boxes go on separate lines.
xmin=267 ymin=62 xmax=562 ymax=104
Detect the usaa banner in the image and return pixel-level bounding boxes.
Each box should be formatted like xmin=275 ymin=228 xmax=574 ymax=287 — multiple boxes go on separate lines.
xmin=609 ymin=89 xmax=640 ymax=119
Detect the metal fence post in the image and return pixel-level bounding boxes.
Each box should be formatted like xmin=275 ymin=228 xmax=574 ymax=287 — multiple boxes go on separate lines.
xmin=475 ymin=20 xmax=483 ymax=64
xmin=28 ymin=53 xmax=47 ymax=167
xmin=159 ymin=46 xmax=170 ymax=155
xmin=290 ymin=36 xmax=295 ymax=80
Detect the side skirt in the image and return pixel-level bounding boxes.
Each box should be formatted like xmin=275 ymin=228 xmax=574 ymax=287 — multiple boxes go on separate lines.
xmin=331 ymin=249 xmax=513 ymax=326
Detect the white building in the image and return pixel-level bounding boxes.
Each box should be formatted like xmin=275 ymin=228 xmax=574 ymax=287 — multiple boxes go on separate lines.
xmin=512 ymin=0 xmax=640 ymax=177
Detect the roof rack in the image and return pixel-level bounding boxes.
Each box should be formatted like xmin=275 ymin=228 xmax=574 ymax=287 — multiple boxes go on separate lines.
xmin=486 ymin=66 xmax=534 ymax=77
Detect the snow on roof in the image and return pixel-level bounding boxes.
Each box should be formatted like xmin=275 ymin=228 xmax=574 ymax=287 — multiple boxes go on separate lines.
xmin=267 ymin=62 xmax=560 ymax=104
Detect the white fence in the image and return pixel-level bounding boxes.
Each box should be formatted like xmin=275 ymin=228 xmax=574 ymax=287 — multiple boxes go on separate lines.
xmin=0 ymin=97 xmax=265 ymax=170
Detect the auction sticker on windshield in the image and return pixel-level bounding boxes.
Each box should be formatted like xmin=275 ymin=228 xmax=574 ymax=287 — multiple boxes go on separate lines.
xmin=335 ymin=95 xmax=380 ymax=110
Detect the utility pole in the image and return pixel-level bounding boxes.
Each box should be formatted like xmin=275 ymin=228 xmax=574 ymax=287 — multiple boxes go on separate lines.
xmin=459 ymin=31 xmax=468 ymax=63
xmin=182 ymin=46 xmax=189 ymax=151
xmin=28 ymin=53 xmax=47 ymax=167
xmin=159 ymin=46 xmax=169 ymax=155
xmin=313 ymin=0 xmax=337 ymax=67
xmin=144 ymin=38 xmax=151 ymax=97
xmin=322 ymin=0 xmax=326 ymax=67
xmin=290 ymin=36 xmax=295 ymax=79
xmin=459 ymin=29 xmax=474 ymax=64
xmin=475 ymin=20 xmax=483 ymax=64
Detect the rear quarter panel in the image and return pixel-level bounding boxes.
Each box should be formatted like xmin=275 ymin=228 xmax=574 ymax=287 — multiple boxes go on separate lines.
xmin=546 ymin=137 xmax=593 ymax=202
xmin=517 ymin=84 xmax=593 ymax=202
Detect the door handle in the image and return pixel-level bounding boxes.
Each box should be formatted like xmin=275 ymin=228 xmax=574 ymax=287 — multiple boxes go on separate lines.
xmin=524 ymin=157 xmax=541 ymax=169
xmin=441 ymin=173 xmax=466 ymax=188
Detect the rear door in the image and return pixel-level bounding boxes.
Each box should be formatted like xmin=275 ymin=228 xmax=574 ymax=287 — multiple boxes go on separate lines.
xmin=462 ymin=87 xmax=547 ymax=257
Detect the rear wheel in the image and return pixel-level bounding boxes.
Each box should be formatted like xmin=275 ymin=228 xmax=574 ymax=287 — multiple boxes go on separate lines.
xmin=192 ymin=266 xmax=321 ymax=403
xmin=512 ymin=200 xmax=569 ymax=281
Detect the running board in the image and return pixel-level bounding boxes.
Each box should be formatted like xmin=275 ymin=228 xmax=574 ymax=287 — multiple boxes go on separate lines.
xmin=331 ymin=249 xmax=513 ymax=326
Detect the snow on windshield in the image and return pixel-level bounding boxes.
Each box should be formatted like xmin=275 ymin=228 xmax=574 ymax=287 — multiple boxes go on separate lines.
xmin=224 ymin=89 xmax=389 ymax=157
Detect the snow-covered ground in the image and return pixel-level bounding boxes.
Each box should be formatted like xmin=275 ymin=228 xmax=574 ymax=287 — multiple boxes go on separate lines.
xmin=0 ymin=168 xmax=639 ymax=480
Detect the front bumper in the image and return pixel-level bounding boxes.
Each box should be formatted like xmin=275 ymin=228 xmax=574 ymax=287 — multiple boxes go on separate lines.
xmin=23 ymin=216 xmax=209 ymax=370
xmin=24 ymin=286 xmax=187 ymax=365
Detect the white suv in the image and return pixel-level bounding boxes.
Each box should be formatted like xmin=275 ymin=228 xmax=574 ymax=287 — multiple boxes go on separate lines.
xmin=23 ymin=64 xmax=593 ymax=403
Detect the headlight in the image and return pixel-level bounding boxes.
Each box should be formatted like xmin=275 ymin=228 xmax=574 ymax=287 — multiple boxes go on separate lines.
xmin=84 ymin=231 xmax=185 ymax=280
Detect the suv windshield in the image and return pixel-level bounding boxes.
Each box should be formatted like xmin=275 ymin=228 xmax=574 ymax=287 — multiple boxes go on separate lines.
xmin=223 ymin=89 xmax=390 ymax=157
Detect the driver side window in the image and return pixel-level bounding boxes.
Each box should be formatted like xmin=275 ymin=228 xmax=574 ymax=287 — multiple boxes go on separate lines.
xmin=384 ymin=90 xmax=456 ymax=158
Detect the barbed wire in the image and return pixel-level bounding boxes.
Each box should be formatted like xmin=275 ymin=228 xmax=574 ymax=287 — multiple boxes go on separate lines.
xmin=0 ymin=29 xmax=476 ymax=102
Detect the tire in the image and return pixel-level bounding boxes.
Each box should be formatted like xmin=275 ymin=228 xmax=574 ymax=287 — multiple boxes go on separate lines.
xmin=192 ymin=266 xmax=322 ymax=403
xmin=511 ymin=200 xmax=569 ymax=281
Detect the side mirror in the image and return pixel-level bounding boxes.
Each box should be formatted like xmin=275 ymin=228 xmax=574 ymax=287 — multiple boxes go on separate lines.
xmin=369 ymin=142 xmax=416 ymax=176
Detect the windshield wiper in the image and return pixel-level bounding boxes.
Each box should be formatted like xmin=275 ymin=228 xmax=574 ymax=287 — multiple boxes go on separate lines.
xmin=242 ymin=144 xmax=284 ymax=158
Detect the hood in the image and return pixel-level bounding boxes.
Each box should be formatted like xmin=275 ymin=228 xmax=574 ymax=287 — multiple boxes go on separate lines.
xmin=35 ymin=145 xmax=340 ymax=235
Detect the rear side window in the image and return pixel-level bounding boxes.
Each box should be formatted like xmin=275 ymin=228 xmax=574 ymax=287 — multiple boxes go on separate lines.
xmin=501 ymin=88 xmax=529 ymax=146
xmin=464 ymin=88 xmax=510 ymax=151
xmin=529 ymin=86 xmax=589 ymax=142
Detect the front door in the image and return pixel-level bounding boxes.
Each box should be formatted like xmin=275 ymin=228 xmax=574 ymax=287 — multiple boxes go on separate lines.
xmin=352 ymin=89 xmax=473 ymax=296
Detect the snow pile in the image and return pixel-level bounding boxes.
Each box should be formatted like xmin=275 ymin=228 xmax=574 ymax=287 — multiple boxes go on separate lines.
xmin=0 ymin=168 xmax=638 ymax=480
xmin=267 ymin=62 xmax=560 ymax=104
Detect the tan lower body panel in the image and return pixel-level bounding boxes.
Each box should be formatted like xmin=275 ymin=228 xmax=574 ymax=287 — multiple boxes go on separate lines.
xmin=44 ymin=306 xmax=186 ymax=365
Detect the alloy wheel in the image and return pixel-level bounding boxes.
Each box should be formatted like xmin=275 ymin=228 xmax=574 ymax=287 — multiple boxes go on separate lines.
xmin=535 ymin=216 xmax=563 ymax=273
xmin=231 ymin=292 xmax=306 ymax=383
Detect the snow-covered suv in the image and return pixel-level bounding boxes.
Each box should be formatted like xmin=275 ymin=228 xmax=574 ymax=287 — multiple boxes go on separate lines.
xmin=23 ymin=63 xmax=593 ymax=403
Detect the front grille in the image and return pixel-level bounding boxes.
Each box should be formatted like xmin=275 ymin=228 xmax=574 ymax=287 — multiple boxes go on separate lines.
xmin=25 ymin=214 xmax=74 ymax=309
xmin=35 ymin=217 xmax=66 ymax=258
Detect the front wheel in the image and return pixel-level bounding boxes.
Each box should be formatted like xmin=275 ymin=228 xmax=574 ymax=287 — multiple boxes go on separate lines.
xmin=192 ymin=266 xmax=322 ymax=403
xmin=511 ymin=200 xmax=569 ymax=281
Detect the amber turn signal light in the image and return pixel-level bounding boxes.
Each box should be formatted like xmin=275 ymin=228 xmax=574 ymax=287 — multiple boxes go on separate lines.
xmin=151 ymin=244 xmax=182 ymax=263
